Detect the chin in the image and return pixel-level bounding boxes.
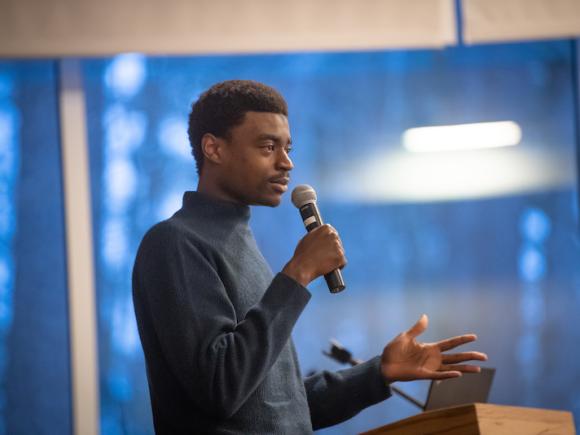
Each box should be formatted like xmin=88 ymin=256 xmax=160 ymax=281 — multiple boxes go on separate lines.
xmin=255 ymin=194 xmax=283 ymax=207
xmin=264 ymin=198 xmax=282 ymax=207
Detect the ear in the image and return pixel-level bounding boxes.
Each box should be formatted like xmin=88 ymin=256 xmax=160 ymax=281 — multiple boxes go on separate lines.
xmin=200 ymin=133 xmax=226 ymax=165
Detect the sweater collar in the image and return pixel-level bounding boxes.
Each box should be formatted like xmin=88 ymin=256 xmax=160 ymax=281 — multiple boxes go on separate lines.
xmin=181 ymin=191 xmax=251 ymax=224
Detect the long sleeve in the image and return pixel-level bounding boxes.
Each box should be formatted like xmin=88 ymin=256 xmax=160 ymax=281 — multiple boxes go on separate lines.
xmin=305 ymin=356 xmax=392 ymax=430
xmin=133 ymin=224 xmax=311 ymax=420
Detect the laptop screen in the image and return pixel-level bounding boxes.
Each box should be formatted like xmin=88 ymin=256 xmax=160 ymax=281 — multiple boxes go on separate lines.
xmin=424 ymin=367 xmax=496 ymax=411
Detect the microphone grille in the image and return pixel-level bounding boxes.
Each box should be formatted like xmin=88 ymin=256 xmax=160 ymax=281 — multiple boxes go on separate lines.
xmin=291 ymin=184 xmax=317 ymax=208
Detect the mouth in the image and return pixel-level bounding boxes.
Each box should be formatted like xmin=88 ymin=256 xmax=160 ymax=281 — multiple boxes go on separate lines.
xmin=269 ymin=177 xmax=289 ymax=193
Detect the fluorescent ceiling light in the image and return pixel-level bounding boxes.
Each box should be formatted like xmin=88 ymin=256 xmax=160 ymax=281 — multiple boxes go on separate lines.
xmin=403 ymin=121 xmax=522 ymax=153
xmin=321 ymin=147 xmax=575 ymax=203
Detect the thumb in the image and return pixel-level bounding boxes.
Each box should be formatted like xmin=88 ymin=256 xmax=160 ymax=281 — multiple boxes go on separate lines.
xmin=406 ymin=314 xmax=428 ymax=338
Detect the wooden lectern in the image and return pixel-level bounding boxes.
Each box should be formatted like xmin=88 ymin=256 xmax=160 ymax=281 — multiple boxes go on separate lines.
xmin=360 ymin=403 xmax=576 ymax=435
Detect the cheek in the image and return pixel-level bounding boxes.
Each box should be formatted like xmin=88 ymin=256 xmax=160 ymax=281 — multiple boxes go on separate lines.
xmin=239 ymin=155 xmax=270 ymax=174
xmin=226 ymin=152 xmax=251 ymax=172
xmin=228 ymin=157 xmax=259 ymax=185
xmin=226 ymin=150 xmax=272 ymax=184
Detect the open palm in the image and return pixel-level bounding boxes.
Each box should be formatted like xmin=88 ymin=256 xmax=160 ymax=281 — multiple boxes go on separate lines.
xmin=381 ymin=314 xmax=487 ymax=383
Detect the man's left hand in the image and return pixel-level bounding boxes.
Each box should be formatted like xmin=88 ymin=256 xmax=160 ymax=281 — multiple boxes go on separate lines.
xmin=380 ymin=314 xmax=487 ymax=383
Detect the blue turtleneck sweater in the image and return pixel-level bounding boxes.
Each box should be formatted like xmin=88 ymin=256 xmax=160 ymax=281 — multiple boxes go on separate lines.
xmin=132 ymin=191 xmax=391 ymax=434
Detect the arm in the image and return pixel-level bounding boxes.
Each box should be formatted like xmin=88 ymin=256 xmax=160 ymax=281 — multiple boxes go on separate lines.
xmin=283 ymin=224 xmax=487 ymax=428
xmin=305 ymin=357 xmax=391 ymax=430
xmin=284 ymin=224 xmax=392 ymax=428
xmin=305 ymin=314 xmax=488 ymax=429
xmin=133 ymin=226 xmax=311 ymax=419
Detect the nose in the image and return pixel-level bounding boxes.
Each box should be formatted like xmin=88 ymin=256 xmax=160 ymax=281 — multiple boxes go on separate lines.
xmin=277 ymin=148 xmax=294 ymax=171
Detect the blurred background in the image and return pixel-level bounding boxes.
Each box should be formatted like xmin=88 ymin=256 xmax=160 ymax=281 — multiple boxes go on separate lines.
xmin=1 ymin=0 xmax=580 ymax=434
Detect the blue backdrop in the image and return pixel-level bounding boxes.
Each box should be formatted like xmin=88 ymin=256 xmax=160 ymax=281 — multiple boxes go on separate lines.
xmin=0 ymin=61 xmax=72 ymax=435
xmin=2 ymin=40 xmax=576 ymax=434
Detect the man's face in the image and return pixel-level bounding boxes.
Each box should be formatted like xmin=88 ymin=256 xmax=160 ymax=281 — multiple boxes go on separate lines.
xmin=216 ymin=111 xmax=293 ymax=207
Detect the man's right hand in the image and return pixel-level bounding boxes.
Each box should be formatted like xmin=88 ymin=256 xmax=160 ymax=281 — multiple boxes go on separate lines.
xmin=281 ymin=224 xmax=347 ymax=287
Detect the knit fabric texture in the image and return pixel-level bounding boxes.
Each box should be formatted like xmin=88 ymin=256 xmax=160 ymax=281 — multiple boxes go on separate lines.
xmin=132 ymin=191 xmax=391 ymax=434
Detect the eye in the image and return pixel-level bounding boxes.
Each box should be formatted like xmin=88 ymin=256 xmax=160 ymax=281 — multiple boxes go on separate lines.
xmin=285 ymin=145 xmax=293 ymax=154
xmin=261 ymin=142 xmax=275 ymax=152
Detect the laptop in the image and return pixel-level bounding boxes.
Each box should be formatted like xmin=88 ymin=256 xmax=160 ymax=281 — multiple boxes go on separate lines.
xmin=424 ymin=367 xmax=496 ymax=411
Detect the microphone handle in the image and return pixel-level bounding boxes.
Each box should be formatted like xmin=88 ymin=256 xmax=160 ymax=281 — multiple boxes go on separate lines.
xmin=298 ymin=202 xmax=346 ymax=293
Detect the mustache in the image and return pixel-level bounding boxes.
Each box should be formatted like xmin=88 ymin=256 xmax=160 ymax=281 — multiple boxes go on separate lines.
xmin=269 ymin=174 xmax=290 ymax=185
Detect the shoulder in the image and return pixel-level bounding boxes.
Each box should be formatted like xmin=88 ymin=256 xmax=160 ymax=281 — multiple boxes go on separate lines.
xmin=141 ymin=218 xmax=183 ymax=246
xmin=136 ymin=218 xmax=179 ymax=254
xmin=132 ymin=216 xmax=221 ymax=290
xmin=136 ymin=216 xmax=211 ymax=263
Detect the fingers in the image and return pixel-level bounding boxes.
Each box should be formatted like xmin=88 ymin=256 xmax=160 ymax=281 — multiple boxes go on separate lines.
xmin=424 ymin=358 xmax=487 ymax=380
xmin=420 ymin=369 xmax=462 ymax=380
xmin=436 ymin=334 xmax=477 ymax=351
xmin=442 ymin=352 xmax=488 ymax=364
xmin=325 ymin=224 xmax=343 ymax=247
xmin=302 ymin=224 xmax=347 ymax=272
xmin=315 ymin=224 xmax=341 ymax=246
xmin=406 ymin=314 xmax=428 ymax=338
xmin=289 ymin=223 xmax=348 ymax=283
xmin=323 ymin=224 xmax=347 ymax=268
xmin=440 ymin=364 xmax=482 ymax=373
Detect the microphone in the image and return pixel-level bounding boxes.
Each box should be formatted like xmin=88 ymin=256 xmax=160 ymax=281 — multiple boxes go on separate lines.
xmin=291 ymin=185 xmax=346 ymax=293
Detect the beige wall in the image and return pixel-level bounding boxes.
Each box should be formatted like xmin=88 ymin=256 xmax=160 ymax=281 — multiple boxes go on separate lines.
xmin=0 ymin=0 xmax=457 ymax=57
xmin=463 ymin=0 xmax=580 ymax=44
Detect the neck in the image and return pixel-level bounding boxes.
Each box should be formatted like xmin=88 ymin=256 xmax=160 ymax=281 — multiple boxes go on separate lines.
xmin=197 ymin=172 xmax=241 ymax=205
xmin=180 ymin=191 xmax=251 ymax=225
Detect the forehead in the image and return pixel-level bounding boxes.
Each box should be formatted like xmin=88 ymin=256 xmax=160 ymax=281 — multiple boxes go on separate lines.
xmin=232 ymin=111 xmax=290 ymax=138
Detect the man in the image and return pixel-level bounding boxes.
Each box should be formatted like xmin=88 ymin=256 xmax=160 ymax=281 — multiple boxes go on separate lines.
xmin=132 ymin=80 xmax=487 ymax=434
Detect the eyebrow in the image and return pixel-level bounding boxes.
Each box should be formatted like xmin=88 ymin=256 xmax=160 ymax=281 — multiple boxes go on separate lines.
xmin=257 ymin=134 xmax=292 ymax=145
